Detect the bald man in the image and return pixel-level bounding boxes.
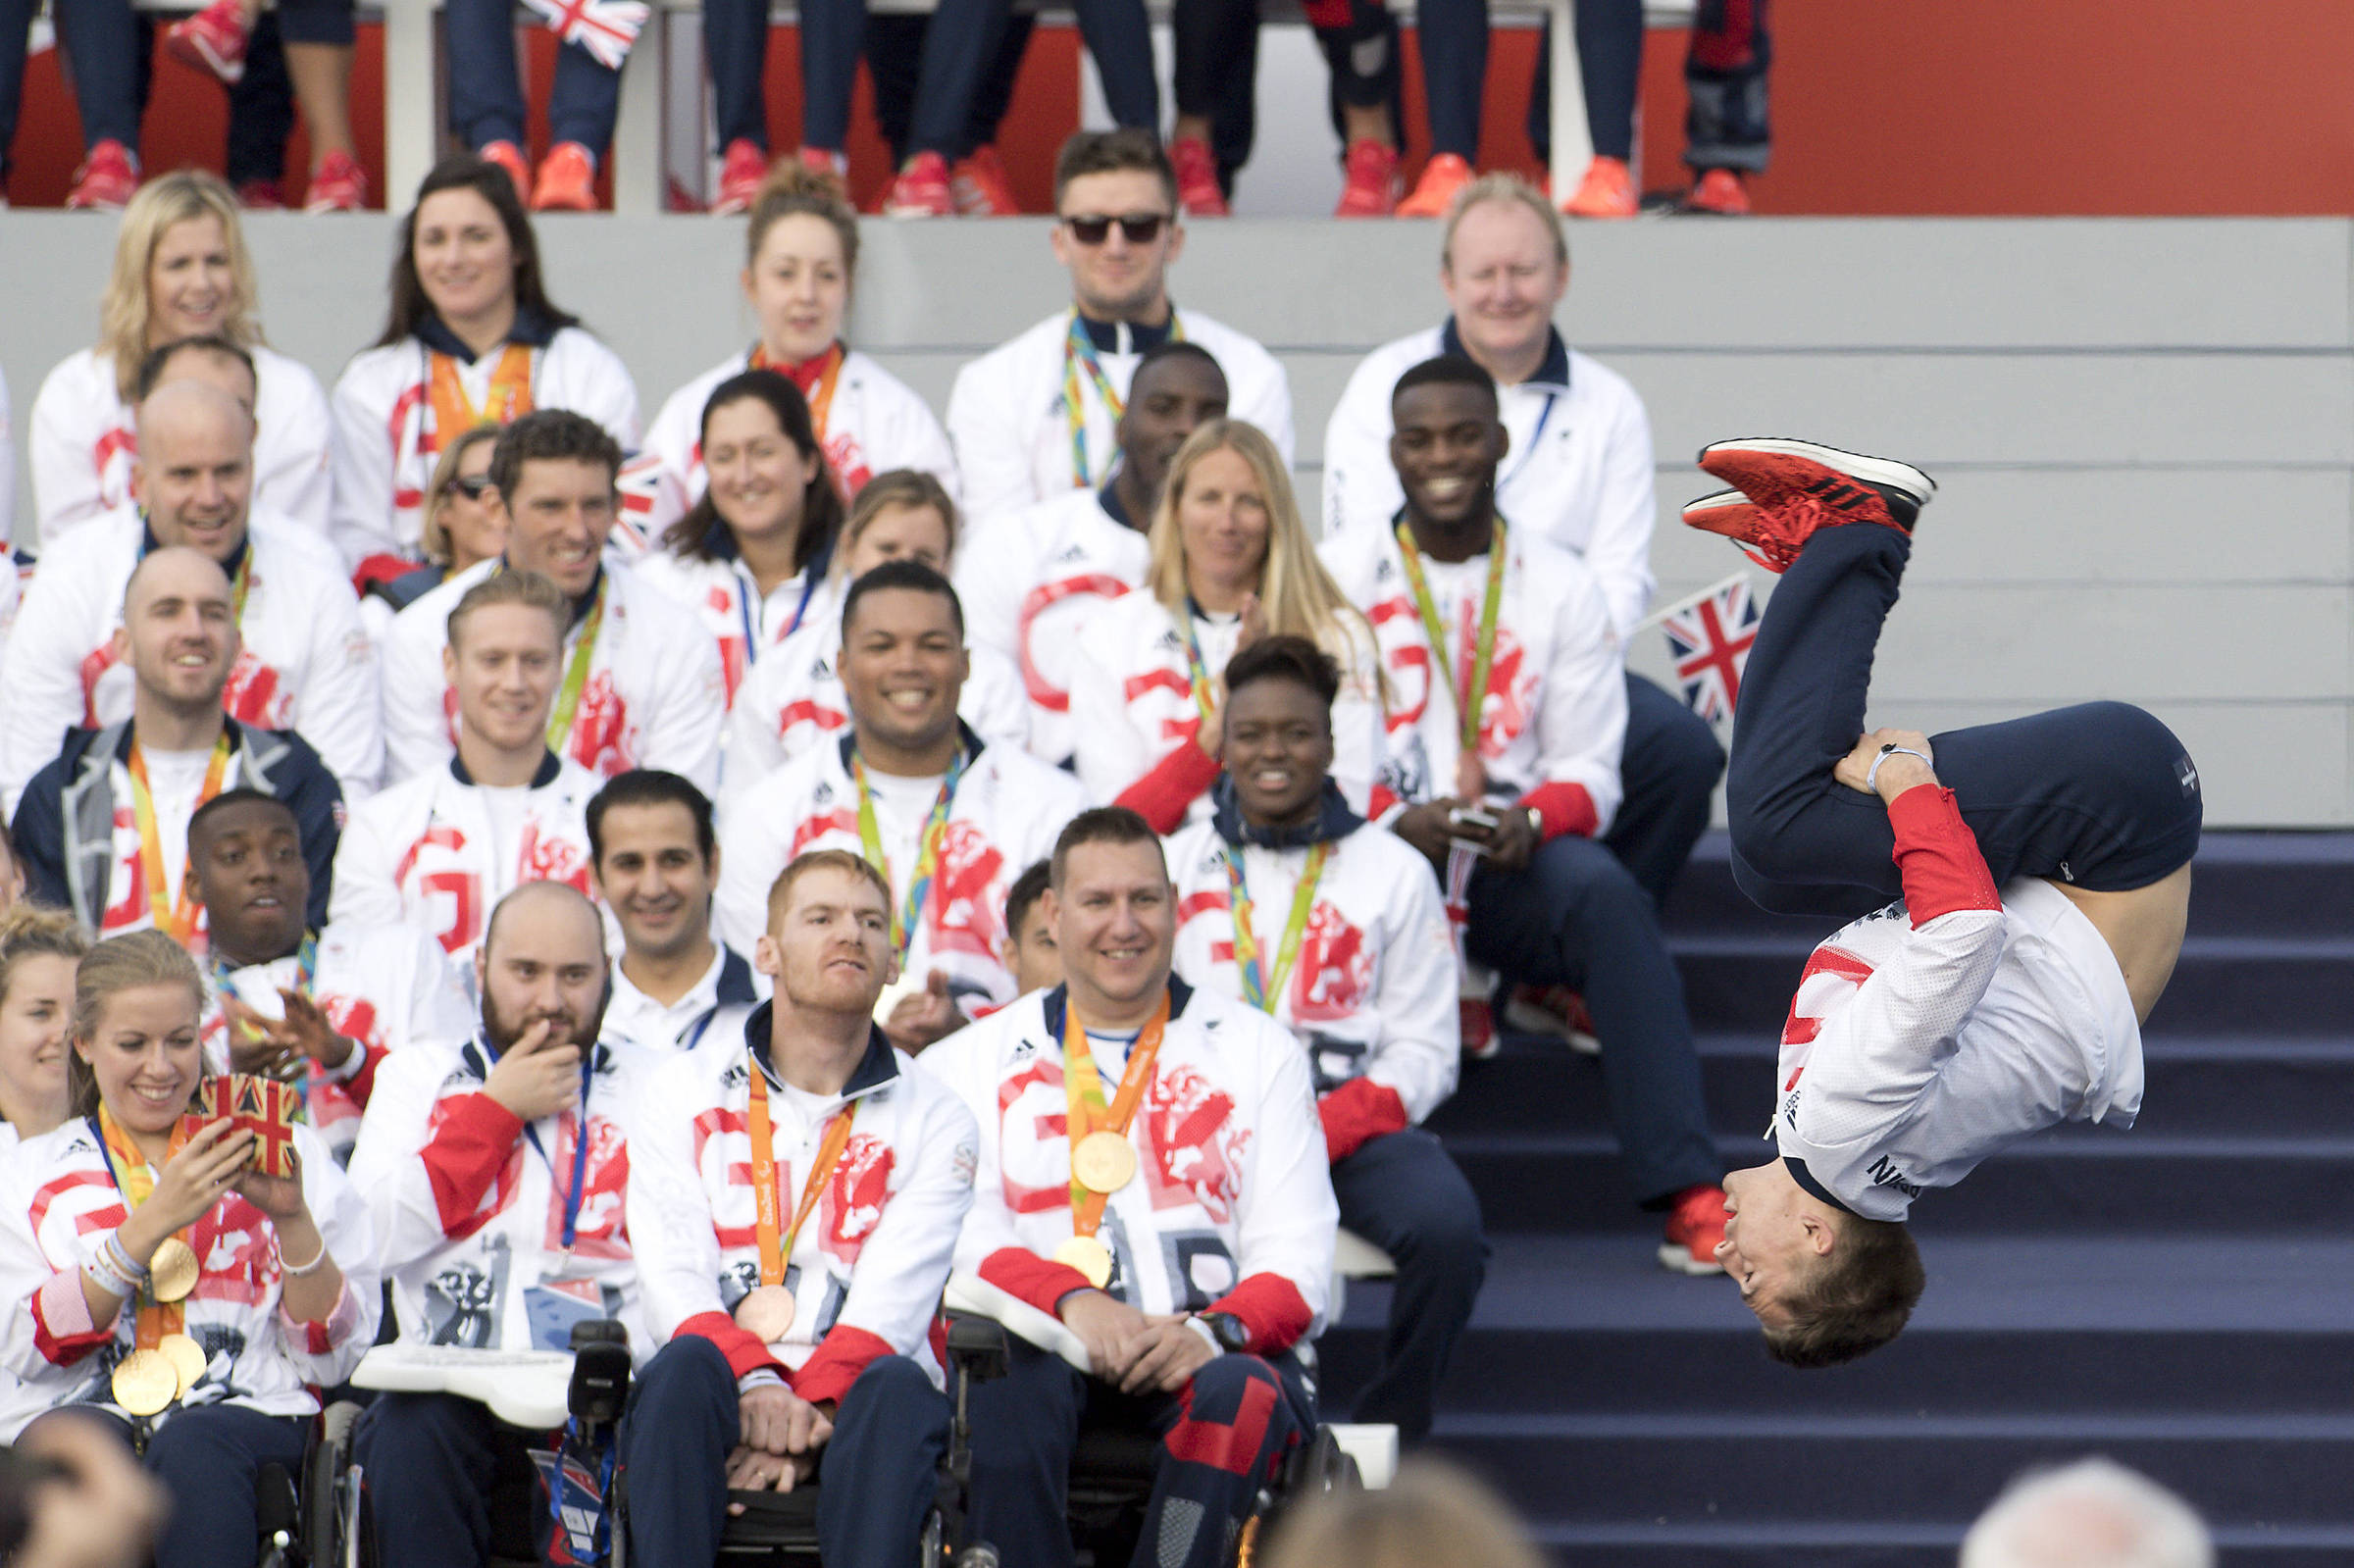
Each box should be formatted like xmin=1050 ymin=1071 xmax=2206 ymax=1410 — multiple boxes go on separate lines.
xmin=348 ymin=879 xmax=655 ymax=1568
xmin=9 ymin=546 xmax=344 ymax=937
xmin=1 ymin=379 xmax=381 ymax=811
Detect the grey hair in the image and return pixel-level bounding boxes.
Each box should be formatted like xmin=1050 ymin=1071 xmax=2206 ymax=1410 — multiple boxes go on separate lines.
xmin=1959 ymin=1457 xmax=2213 ymax=1568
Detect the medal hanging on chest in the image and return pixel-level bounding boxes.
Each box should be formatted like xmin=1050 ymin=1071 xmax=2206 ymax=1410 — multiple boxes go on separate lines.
xmin=93 ymin=1108 xmax=212 ymax=1417
xmin=1393 ymin=519 xmax=1508 ymax=798
xmin=738 ymin=1053 xmax=858 ymax=1343
xmin=1053 ymin=994 xmax=1170 ymax=1289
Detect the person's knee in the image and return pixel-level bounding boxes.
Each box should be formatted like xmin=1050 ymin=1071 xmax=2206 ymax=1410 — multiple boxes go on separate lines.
xmin=142 ymin=1409 xmax=240 ymax=1482
xmin=1536 ymin=836 xmax=1655 ymax=924
xmin=845 ymin=1355 xmax=948 ymax=1431
xmin=634 ymin=1334 xmax=737 ymax=1419
xmin=1165 ymin=1355 xmax=1296 ymax=1473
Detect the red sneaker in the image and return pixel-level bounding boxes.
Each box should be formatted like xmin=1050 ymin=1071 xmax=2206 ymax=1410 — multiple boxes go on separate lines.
xmin=235 ymin=177 xmax=284 ymax=211
xmin=712 ymin=138 xmax=770 ymax=215
xmin=1660 ymin=1184 xmax=1730 ymax=1275
xmin=1693 ymin=439 xmax=1936 ymax=571
xmin=531 ymin=142 xmax=598 ymax=213
xmin=480 ymin=140 xmax=531 ymax=201
xmin=798 ymin=145 xmax=848 ymax=182
xmin=1685 ymin=167 xmax=1751 ymax=216
xmin=1396 ymin=152 xmax=1473 ymax=219
xmin=950 ymin=145 xmax=1021 ymax=216
xmin=1561 ymin=155 xmax=1636 ymax=219
xmin=1333 ymin=138 xmax=1401 ymax=218
xmin=1680 ymin=488 xmax=1788 ymax=574
xmin=66 ymin=139 xmax=139 ymax=210
xmin=165 ymin=0 xmax=249 ymax=83
xmin=882 ymin=152 xmax=953 ymax=218
xmin=1168 ymin=135 xmax=1227 ymax=218
xmin=303 ymin=149 xmax=367 ymax=213
xmin=1459 ymin=994 xmax=1498 ymax=1061
xmin=1503 ymin=984 xmax=1599 ymax=1056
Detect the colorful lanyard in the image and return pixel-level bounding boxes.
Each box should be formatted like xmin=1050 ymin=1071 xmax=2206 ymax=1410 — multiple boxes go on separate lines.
xmin=750 ymin=341 xmax=845 ymax=444
xmin=545 ymin=576 xmax=609 ymax=758
xmin=1393 ymin=520 xmax=1509 ymax=758
xmin=744 ymin=1057 xmax=858 ymax=1287
xmin=91 ymin=1108 xmax=194 ymax=1345
xmin=1224 ymin=842 xmax=1331 ymax=1014
xmin=426 ymin=343 xmax=535 ymax=448
xmin=1060 ymin=993 xmax=1169 ymax=1236
xmin=127 ymin=732 xmax=234 ymax=942
xmin=485 ymin=1036 xmax=595 ymax=1251
xmin=1178 ymin=602 xmax=1218 ymax=728
xmin=850 ymin=750 xmax=966 ymax=961
xmin=134 ymin=532 xmax=251 ymax=620
xmin=1060 ymin=312 xmax=1184 ymax=488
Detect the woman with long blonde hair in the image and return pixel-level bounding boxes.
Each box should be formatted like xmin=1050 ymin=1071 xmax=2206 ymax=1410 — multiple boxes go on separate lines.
xmin=1070 ymin=418 xmax=1391 ymax=831
xmin=26 ymin=172 xmax=333 ymax=546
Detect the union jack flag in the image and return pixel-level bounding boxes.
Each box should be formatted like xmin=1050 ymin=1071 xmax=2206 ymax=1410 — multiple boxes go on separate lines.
xmin=521 ymin=0 xmax=648 ymax=69
xmin=1662 ymin=577 xmax=1760 ymax=724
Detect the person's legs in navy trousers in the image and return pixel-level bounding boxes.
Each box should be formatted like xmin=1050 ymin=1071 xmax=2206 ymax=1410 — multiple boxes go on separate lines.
xmin=225 ymin=15 xmax=293 ymax=196
xmin=1329 ymin=1126 xmax=1486 ymax=1443
xmin=51 ymin=0 xmax=143 ymax=151
xmin=905 ymin=0 xmax=1151 ymax=161
xmin=356 ymin=1391 xmax=539 ymax=1567
xmin=1525 ymin=0 xmax=1642 ymax=165
xmin=444 ymin=0 xmax=620 ymax=159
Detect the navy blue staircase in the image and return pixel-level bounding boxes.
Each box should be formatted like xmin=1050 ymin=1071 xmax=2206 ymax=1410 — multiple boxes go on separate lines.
xmin=1317 ymin=831 xmax=2354 ymax=1565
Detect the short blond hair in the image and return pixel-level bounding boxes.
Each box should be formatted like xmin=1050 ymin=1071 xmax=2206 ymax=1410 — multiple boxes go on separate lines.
xmin=446 ymin=569 xmax=568 ymax=650
xmin=1441 ymin=172 xmax=1569 ymax=273
xmin=1259 ymin=1460 xmax=1547 ymax=1568
xmin=68 ymin=932 xmax=203 ymax=1118
xmin=765 ymin=848 xmax=891 ymax=933
xmin=99 ymin=172 xmax=263 ymax=401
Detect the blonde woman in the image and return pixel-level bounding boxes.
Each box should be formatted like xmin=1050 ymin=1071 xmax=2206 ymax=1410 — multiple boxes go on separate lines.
xmin=0 ymin=932 xmax=376 ymax=1567
xmin=723 ymin=469 xmax=1027 ymax=792
xmin=358 ymin=424 xmax=507 ymax=645
xmin=26 ymin=173 xmax=333 ymax=547
xmin=0 ymin=907 xmax=90 ymax=1148
xmin=1069 ymin=419 xmax=1391 ymax=832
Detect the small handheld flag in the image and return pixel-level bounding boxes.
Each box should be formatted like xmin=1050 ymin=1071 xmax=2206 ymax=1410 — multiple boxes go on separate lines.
xmin=1657 ymin=574 xmax=1760 ymax=724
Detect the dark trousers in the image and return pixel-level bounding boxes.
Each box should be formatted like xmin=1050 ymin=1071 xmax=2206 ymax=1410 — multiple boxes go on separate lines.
xmin=43 ymin=3 xmax=313 ymax=178
xmin=356 ymin=1391 xmax=548 ymax=1568
xmin=1727 ymin=524 xmax=2202 ymax=922
xmin=1467 ymin=833 xmax=1721 ymax=1206
xmin=1172 ymin=0 xmax=1258 ymax=184
xmin=703 ymin=0 xmax=772 ymax=149
xmin=1529 ymin=0 xmax=1770 ymax=168
xmin=1305 ymin=0 xmax=1484 ymax=161
xmin=25 ymin=1405 xmax=310 ymax=1568
xmin=1610 ymin=670 xmax=1726 ymax=908
xmin=445 ymin=0 xmax=622 ymax=156
xmin=906 ymin=0 xmax=1152 ymax=158
xmin=1330 ymin=1127 xmax=1485 ymax=1443
xmin=863 ymin=12 xmax=1029 ymax=163
xmin=965 ymin=1340 xmax=1310 ymax=1568
xmin=0 ymin=0 xmax=31 ymax=177
xmin=620 ymin=1336 xmax=950 ymax=1568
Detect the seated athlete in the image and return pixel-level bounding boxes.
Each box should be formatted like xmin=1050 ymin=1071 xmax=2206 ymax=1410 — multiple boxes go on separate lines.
xmin=1687 ymin=438 xmax=2201 ymax=1368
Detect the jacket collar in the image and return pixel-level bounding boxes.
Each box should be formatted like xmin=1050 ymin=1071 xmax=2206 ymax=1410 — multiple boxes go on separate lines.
xmin=1097 ymin=478 xmax=1139 ymax=533
xmin=416 ymin=302 xmax=560 ymax=363
xmin=1075 ymin=310 xmax=1178 ymax=356
xmin=138 ymin=521 xmax=249 ymax=580
xmin=449 ymin=749 xmax=564 ymax=788
xmin=716 ymin=946 xmax=760 ymax=1006
xmin=1041 ymin=974 xmax=1195 ymax=1040
xmin=1209 ymin=775 xmax=1361 ymax=850
xmin=1782 ymin=1155 xmax=1861 ymax=1218
xmin=1439 ymin=316 xmax=1571 ymax=391
xmin=744 ymin=1000 xmax=899 ymax=1100
xmin=833 ymin=721 xmax=983 ymax=780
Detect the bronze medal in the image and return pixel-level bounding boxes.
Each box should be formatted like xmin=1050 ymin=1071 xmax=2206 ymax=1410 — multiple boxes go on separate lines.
xmin=111 ymin=1348 xmax=178 ymax=1416
xmin=1052 ymin=1235 xmax=1114 ymax=1290
xmin=735 ymin=1284 xmax=797 ymax=1343
xmin=1071 ymin=1131 xmax=1137 ymax=1194
xmin=157 ymin=1333 xmax=207 ymax=1398
xmin=147 ymin=1239 xmax=200 ymax=1304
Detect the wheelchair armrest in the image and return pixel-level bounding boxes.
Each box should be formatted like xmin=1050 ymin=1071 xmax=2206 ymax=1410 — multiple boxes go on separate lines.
xmin=944 ymin=1271 xmax=1095 ymax=1375
xmin=945 ymin=1314 xmax=1011 ymax=1383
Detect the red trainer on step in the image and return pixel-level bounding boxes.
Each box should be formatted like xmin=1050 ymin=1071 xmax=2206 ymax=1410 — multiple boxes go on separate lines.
xmin=303 ymin=150 xmax=367 ymax=213
xmin=1561 ymin=155 xmax=1637 ymax=219
xmin=950 ymin=146 xmax=1021 ymax=215
xmin=712 ymin=138 xmax=770 ymax=215
xmin=1685 ymin=167 xmax=1751 ymax=216
xmin=479 ymin=140 xmax=531 ymax=201
xmin=66 ymin=140 xmax=139 ymax=210
xmin=1396 ymin=152 xmax=1473 ymax=218
xmin=1661 ymin=1183 xmax=1731 ymax=1275
xmin=883 ymin=151 xmax=953 ymax=217
xmin=166 ymin=0 xmax=250 ymax=83
xmin=1169 ymin=135 xmax=1228 ymax=218
xmin=1334 ymin=138 xmax=1401 ymax=217
xmin=531 ymin=142 xmax=598 ymax=212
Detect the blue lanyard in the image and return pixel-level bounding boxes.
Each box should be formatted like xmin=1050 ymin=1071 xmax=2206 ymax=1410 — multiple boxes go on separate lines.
xmin=477 ymin=1036 xmax=595 ymax=1249
xmin=738 ymin=542 xmax=831 ymax=664
xmin=1497 ymin=390 xmax=1558 ymax=496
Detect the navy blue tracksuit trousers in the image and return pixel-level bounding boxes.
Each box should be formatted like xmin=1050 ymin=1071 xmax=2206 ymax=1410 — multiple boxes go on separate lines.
xmin=1331 ymin=1127 xmax=1486 ymax=1443
xmin=1726 ymin=522 xmax=2203 ymax=922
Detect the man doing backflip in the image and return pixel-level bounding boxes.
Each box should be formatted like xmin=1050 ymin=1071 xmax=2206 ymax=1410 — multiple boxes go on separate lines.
xmin=1691 ymin=438 xmax=2201 ymax=1369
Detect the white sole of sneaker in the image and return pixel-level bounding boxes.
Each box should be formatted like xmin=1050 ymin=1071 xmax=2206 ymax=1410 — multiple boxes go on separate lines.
xmin=1680 ymin=488 xmax=1748 ymax=518
xmin=1499 ymin=996 xmax=1601 ymax=1055
xmin=1698 ymin=438 xmax=1936 ymax=505
xmin=1657 ymin=1241 xmax=1726 ymax=1276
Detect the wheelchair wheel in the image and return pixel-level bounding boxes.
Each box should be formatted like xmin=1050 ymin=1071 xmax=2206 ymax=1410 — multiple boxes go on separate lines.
xmin=304 ymin=1401 xmax=370 ymax=1568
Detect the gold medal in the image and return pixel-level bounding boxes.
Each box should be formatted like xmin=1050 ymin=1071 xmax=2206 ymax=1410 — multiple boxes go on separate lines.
xmin=735 ymin=1285 xmax=797 ymax=1343
xmin=1052 ymin=1235 xmax=1114 ymax=1290
xmin=157 ymin=1333 xmax=207 ymax=1398
xmin=1071 ymin=1131 xmax=1136 ymax=1194
xmin=148 ymin=1238 xmax=200 ymax=1304
xmin=111 ymin=1348 xmax=178 ymax=1416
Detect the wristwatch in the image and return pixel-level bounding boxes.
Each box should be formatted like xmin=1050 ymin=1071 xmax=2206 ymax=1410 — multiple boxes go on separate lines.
xmin=1193 ymin=1312 xmax=1252 ymax=1354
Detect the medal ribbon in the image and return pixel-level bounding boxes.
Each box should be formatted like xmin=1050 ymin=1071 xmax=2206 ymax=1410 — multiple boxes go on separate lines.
xmin=544 ymin=575 xmax=609 ymax=758
xmin=211 ymin=936 xmax=321 ymax=1114
xmin=511 ymin=1045 xmax=597 ymax=1251
xmin=850 ymin=750 xmax=966 ymax=962
xmin=1178 ymin=602 xmax=1218 ymax=729
xmin=92 ymin=1107 xmax=195 ymax=1345
xmin=1060 ymin=312 xmax=1185 ymax=488
xmin=128 ymin=732 xmax=234 ymax=943
xmin=1392 ymin=519 xmax=1509 ymax=760
xmin=1059 ymin=992 xmax=1170 ymax=1236
xmin=744 ymin=1058 xmax=859 ymax=1288
xmin=749 ymin=341 xmax=845 ymax=443
xmin=426 ymin=343 xmax=536 ymax=449
xmin=1224 ymin=842 xmax=1331 ymax=1014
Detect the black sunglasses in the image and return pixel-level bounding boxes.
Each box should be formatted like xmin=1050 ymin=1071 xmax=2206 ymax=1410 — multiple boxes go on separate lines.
xmin=1061 ymin=213 xmax=1170 ymax=246
xmin=448 ymin=474 xmax=494 ymax=500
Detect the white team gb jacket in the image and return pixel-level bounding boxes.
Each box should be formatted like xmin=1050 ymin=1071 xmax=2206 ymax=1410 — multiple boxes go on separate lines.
xmin=348 ymin=1035 xmax=652 ymax=1361
xmin=1769 ymin=787 xmax=2145 ymax=1223
xmin=945 ymin=309 xmax=1295 ymax=527
xmin=1318 ymin=519 xmax=1625 ymax=835
xmin=0 ymin=1118 xmax=378 ymax=1441
xmin=713 ymin=732 xmax=1089 ymax=1013
xmin=28 ymin=345 xmax=335 ymax=547
xmin=381 ymin=557 xmax=727 ymax=790
xmin=1165 ymin=808 xmax=1458 ymax=1161
xmin=328 ymin=327 xmax=640 ymax=567
xmin=630 ymin=548 xmax=832 ymax=711
xmin=626 ymin=1004 xmax=978 ymax=1399
xmin=0 ymin=510 xmax=381 ymax=805
xmin=952 ymin=485 xmax=1151 ymax=767
xmin=1319 ymin=324 xmax=1659 ymax=636
xmin=328 ymin=752 xmax=603 ymax=974
xmin=917 ymin=980 xmax=1336 ymax=1355
xmin=203 ymin=921 xmax=477 ymax=1159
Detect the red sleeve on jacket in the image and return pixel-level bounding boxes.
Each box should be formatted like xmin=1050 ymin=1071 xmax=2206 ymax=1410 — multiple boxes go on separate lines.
xmin=791 ymin=1325 xmax=894 ymax=1406
xmin=342 ymin=1041 xmax=383 ymax=1109
xmin=1887 ymin=784 xmax=2001 ymax=926
xmin=419 ymin=1091 xmax=524 ymax=1236
xmin=1518 ymin=782 xmax=1599 ymax=842
xmin=1316 ymin=1078 xmax=1408 ymax=1165
xmin=1206 ymin=1274 xmax=1314 ymax=1355
xmin=676 ymin=1309 xmax=787 ymax=1380
xmin=979 ymin=1245 xmax=1099 ymax=1317
xmin=1115 ymin=743 xmax=1224 ymax=835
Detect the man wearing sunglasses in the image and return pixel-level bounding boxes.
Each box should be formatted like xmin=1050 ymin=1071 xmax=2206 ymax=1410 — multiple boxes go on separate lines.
xmin=945 ymin=128 xmax=1294 ymax=528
